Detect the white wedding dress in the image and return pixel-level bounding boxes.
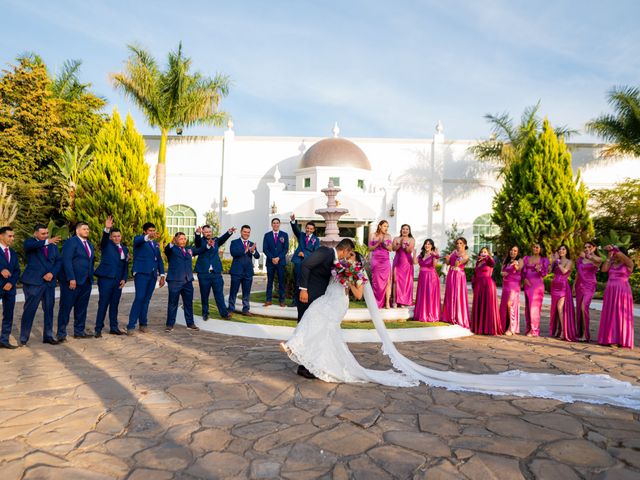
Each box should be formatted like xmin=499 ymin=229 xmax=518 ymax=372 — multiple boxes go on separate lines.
xmin=284 ymin=279 xmax=640 ymax=410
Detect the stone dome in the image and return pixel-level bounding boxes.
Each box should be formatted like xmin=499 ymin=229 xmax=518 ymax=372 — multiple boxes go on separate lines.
xmin=299 ymin=137 xmax=371 ymax=170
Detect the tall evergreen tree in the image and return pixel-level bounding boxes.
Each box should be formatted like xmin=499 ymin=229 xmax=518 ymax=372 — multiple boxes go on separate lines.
xmin=492 ymin=119 xmax=593 ymax=256
xmin=72 ymin=109 xmax=166 ymax=248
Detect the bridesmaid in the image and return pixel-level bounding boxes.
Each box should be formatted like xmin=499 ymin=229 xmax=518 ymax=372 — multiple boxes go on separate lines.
xmin=549 ymin=245 xmax=578 ymax=342
xmin=413 ymin=239 xmax=441 ymax=322
xmin=471 ymin=247 xmax=502 ymax=335
xmin=575 ymin=241 xmax=602 ymax=342
xmin=522 ymin=243 xmax=550 ymax=337
xmin=500 ymin=245 xmax=523 ymax=336
xmin=392 ymin=224 xmax=415 ymax=307
xmin=442 ymin=237 xmax=470 ymax=328
xmin=368 ymin=220 xmax=393 ymax=309
xmin=598 ymin=245 xmax=635 ymax=349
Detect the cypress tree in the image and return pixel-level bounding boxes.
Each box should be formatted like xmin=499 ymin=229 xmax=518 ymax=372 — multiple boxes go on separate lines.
xmin=72 ymin=109 xmax=166 ymax=248
xmin=492 ymin=118 xmax=593 ymax=255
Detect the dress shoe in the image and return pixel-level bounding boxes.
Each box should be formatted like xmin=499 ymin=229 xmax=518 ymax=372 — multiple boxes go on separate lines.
xmin=43 ymin=338 xmax=59 ymax=345
xmin=165 ymin=327 xmax=173 ymax=333
xmin=73 ymin=333 xmax=93 ymax=339
xmin=202 ymin=314 xmax=209 ymax=321
xmin=109 ymin=330 xmax=125 ymax=336
xmin=18 ymin=342 xmax=27 ymax=347
xmin=57 ymin=337 xmax=68 ymax=343
xmin=288 ymin=302 xmax=297 ymax=307
xmin=94 ymin=332 xmax=103 ymax=338
xmin=0 ymin=342 xmax=18 ymax=349
xmin=139 ymin=326 xmax=149 ymax=333
xmin=186 ymin=325 xmax=200 ymax=331
xmin=297 ymin=365 xmax=316 ymax=379
xmin=222 ymin=314 xmax=233 ymax=320
xmin=242 ymin=311 xmax=254 ymax=317
xmin=279 ymin=302 xmax=286 ymax=308
xmin=263 ymin=301 xmax=272 ymax=306
xmin=126 ymin=329 xmax=136 ymax=336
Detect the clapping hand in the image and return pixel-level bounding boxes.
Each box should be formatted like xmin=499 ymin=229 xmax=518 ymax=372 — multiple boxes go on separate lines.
xmin=1 ymin=269 xmax=10 ymax=279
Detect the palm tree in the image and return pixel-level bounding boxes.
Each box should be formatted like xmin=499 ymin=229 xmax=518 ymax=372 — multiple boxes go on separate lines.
xmin=50 ymin=144 xmax=93 ymax=217
xmin=51 ymin=59 xmax=91 ymax=101
xmin=469 ymin=102 xmax=576 ymax=177
xmin=111 ymin=42 xmax=230 ymax=204
xmin=586 ymin=86 xmax=640 ymax=158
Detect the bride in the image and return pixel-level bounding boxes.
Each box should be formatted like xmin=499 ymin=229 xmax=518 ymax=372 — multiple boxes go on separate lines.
xmin=283 ymin=251 xmax=640 ymax=411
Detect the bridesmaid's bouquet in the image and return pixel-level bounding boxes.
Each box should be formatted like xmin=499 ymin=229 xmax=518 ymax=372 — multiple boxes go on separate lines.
xmin=332 ymin=259 xmax=368 ymax=288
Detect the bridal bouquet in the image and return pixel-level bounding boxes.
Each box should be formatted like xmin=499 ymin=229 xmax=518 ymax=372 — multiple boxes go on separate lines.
xmin=332 ymin=259 xmax=368 ymax=288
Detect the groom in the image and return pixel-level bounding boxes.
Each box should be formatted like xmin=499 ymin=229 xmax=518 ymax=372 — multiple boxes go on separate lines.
xmin=296 ymin=238 xmax=355 ymax=378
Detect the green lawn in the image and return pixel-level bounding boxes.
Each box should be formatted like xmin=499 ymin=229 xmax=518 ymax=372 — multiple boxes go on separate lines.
xmin=193 ymin=301 xmax=450 ymax=329
xmin=247 ymin=291 xmax=368 ymax=309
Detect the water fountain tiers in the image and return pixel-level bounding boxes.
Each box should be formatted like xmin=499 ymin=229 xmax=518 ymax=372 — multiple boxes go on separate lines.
xmin=316 ymin=180 xmax=349 ymax=247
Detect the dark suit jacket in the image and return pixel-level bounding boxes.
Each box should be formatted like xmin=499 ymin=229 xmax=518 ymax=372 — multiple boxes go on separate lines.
xmin=229 ymin=238 xmax=260 ymax=277
xmin=59 ymin=236 xmax=94 ymax=285
xmin=94 ymin=231 xmax=129 ymax=282
xmin=262 ymin=230 xmax=289 ymax=265
xmin=193 ymin=231 xmax=231 ymax=274
xmin=164 ymin=244 xmax=195 ymax=283
xmin=290 ymin=221 xmax=320 ymax=265
xmin=0 ymin=246 xmax=21 ymax=290
xmin=21 ymin=238 xmax=61 ymax=286
xmin=132 ymin=234 xmax=165 ymax=276
xmin=299 ymin=246 xmax=336 ymax=304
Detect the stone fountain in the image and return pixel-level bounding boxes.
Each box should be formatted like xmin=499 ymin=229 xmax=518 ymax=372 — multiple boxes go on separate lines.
xmin=316 ymin=179 xmax=349 ymax=247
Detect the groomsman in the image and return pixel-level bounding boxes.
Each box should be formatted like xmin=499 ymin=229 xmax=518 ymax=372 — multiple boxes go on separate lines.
xmin=262 ymin=218 xmax=289 ymax=307
xmin=19 ymin=224 xmax=62 ymax=346
xmin=0 ymin=226 xmax=20 ymax=349
xmin=94 ymin=216 xmax=129 ymax=337
xmin=289 ymin=214 xmax=320 ymax=307
xmin=228 ymin=225 xmax=260 ymax=315
xmin=164 ymin=232 xmax=199 ymax=332
xmin=193 ymin=225 xmax=235 ymax=320
xmin=127 ymin=222 xmax=165 ymax=335
xmin=57 ymin=222 xmax=95 ymax=341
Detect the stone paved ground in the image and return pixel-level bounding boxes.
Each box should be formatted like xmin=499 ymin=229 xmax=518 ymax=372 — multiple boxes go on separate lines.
xmin=1 ymin=277 xmax=639 ymax=479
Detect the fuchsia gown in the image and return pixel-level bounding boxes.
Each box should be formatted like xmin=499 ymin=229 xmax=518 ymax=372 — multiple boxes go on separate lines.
xmin=549 ymin=261 xmax=578 ymax=342
xmin=414 ymin=253 xmax=441 ymax=322
xmin=442 ymin=251 xmax=470 ymax=328
xmin=500 ymin=261 xmax=521 ymax=334
xmin=471 ymin=256 xmax=503 ymax=335
xmin=370 ymin=239 xmax=392 ymax=308
xmin=393 ymin=242 xmax=414 ymax=306
xmin=522 ymin=256 xmax=550 ymax=336
xmin=598 ymin=263 xmax=635 ymax=349
xmin=575 ymin=257 xmax=599 ymax=341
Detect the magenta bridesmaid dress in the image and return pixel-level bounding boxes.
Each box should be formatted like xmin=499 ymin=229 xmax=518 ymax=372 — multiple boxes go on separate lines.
xmin=414 ymin=253 xmax=441 ymax=322
xmin=575 ymin=257 xmax=598 ymax=341
xmin=393 ymin=243 xmax=414 ymax=306
xmin=442 ymin=252 xmax=470 ymax=328
xmin=598 ymin=263 xmax=634 ymax=349
xmin=370 ymin=239 xmax=392 ymax=308
xmin=522 ymin=256 xmax=550 ymax=336
xmin=471 ymin=256 xmax=502 ymax=335
xmin=500 ymin=262 xmax=521 ymax=334
xmin=549 ymin=261 xmax=578 ymax=342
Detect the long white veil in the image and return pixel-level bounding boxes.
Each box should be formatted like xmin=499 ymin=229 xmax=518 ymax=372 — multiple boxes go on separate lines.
xmin=362 ymin=282 xmax=640 ymax=410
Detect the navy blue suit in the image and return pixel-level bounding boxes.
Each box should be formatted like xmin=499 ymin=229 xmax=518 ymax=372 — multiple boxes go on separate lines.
xmin=19 ymin=238 xmax=61 ymax=343
xmin=127 ymin=234 xmax=165 ymax=330
xmin=94 ymin=230 xmax=129 ymax=334
xmin=57 ymin=236 xmax=95 ymax=339
xmin=228 ymin=238 xmax=260 ymax=313
xmin=0 ymin=245 xmax=20 ymax=345
xmin=262 ymin=230 xmax=289 ymax=303
xmin=290 ymin=221 xmax=320 ymax=304
xmin=164 ymin=244 xmax=196 ymax=327
xmin=194 ymin=231 xmax=231 ymax=318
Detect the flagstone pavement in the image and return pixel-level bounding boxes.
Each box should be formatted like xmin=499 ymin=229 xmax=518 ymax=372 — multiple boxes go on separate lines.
xmin=1 ymin=277 xmax=639 ymax=480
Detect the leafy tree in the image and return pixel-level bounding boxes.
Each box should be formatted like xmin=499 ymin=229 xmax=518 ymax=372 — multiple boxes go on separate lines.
xmin=51 ymin=144 xmax=93 ymax=215
xmin=72 ymin=109 xmax=166 ymax=247
xmin=590 ymin=178 xmax=640 ymax=248
xmin=492 ymin=119 xmax=593 ymax=256
xmin=0 ymin=182 xmax=18 ymax=225
xmin=111 ymin=42 xmax=230 ymax=204
xmin=444 ymin=220 xmax=464 ymax=254
xmin=586 ymin=86 xmax=640 ymax=158
xmin=203 ymin=209 xmax=220 ymax=236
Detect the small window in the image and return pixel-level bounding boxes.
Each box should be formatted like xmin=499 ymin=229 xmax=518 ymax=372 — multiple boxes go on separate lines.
xmin=304 ymin=177 xmax=311 ymax=188
xmin=329 ymin=176 xmax=340 ymax=187
xmin=357 ymin=179 xmax=365 ymax=190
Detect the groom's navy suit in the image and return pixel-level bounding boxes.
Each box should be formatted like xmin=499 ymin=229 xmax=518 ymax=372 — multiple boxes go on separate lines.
xmin=164 ymin=244 xmax=196 ymax=328
xmin=193 ymin=231 xmax=231 ymax=318
xmin=262 ymin=229 xmax=289 ymax=303
xmin=94 ymin=230 xmax=129 ymax=334
xmin=297 ymin=246 xmax=335 ymax=322
xmin=290 ymin=220 xmax=320 ymax=305
xmin=228 ymin=238 xmax=260 ymax=313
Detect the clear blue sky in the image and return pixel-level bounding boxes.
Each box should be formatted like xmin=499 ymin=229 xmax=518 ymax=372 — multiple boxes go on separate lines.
xmin=2 ymin=0 xmax=638 ymax=141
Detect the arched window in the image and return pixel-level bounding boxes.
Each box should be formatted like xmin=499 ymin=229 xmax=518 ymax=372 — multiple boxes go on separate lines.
xmin=472 ymin=213 xmax=499 ymax=254
xmin=166 ymin=204 xmax=198 ymax=241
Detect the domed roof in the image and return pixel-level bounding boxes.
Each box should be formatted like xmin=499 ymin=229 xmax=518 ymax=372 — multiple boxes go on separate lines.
xmin=299 ymin=137 xmax=371 ymax=170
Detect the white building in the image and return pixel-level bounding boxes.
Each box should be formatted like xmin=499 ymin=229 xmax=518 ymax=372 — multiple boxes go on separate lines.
xmin=143 ymin=122 xmax=638 ymax=255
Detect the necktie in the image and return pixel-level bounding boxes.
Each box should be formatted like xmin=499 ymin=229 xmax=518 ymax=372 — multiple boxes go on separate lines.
xmin=243 ymin=241 xmax=248 ymax=250
xmin=181 ymin=247 xmax=186 ymax=257
xmin=4 ymin=247 xmax=9 ymax=262
xmin=274 ymin=232 xmax=278 ymax=244
xmin=83 ymin=240 xmax=91 ymax=257
xmin=118 ymin=245 xmax=124 ymax=259
xmin=43 ymin=246 xmax=49 ymax=259
xmin=305 ymin=235 xmax=309 ymax=246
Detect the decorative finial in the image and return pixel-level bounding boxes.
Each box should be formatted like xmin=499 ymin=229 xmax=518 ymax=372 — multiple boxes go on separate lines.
xmin=227 ymin=119 xmax=234 ymax=131
xmin=436 ymin=120 xmax=444 ymax=134
xmin=332 ymin=122 xmax=340 ymax=138
xmin=273 ymin=165 xmax=281 ymax=183
xmin=298 ymin=139 xmax=306 ymax=155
